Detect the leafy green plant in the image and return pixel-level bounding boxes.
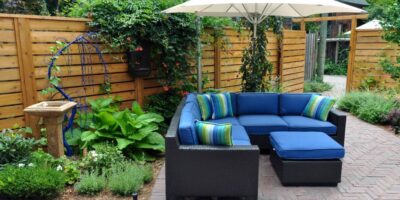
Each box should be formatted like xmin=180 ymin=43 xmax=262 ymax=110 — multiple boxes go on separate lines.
xmin=29 ymin=150 xmax=81 ymax=185
xmin=304 ymin=80 xmax=333 ymax=93
xmin=80 ymin=143 xmax=125 ymax=173
xmin=74 ymin=171 xmax=106 ymax=196
xmin=79 ymin=97 xmax=165 ymax=162
xmin=324 ymin=59 xmax=347 ymax=76
xmin=107 ymin=161 xmax=152 ymax=196
xmin=337 ymin=91 xmax=399 ymax=124
xmin=0 ymin=127 xmax=45 ymax=166
xmin=0 ymin=165 xmax=65 ymax=200
xmin=240 ymin=18 xmax=282 ymax=92
xmin=145 ymin=90 xmax=183 ymax=134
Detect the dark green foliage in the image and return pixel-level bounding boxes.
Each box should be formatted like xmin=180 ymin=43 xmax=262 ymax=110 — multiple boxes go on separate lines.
xmin=0 ymin=0 xmax=49 ymax=15
xmin=78 ymin=97 xmax=165 ymax=162
xmin=324 ymin=46 xmax=349 ymax=76
xmin=29 ymin=150 xmax=81 ymax=185
xmin=74 ymin=171 xmax=106 ymax=196
xmin=240 ymin=18 xmax=282 ymax=92
xmin=304 ymin=80 xmax=333 ymax=93
xmin=337 ymin=92 xmax=399 ymax=124
xmin=66 ymin=0 xmax=197 ymax=90
xmin=145 ymin=90 xmax=183 ymax=134
xmin=107 ymin=161 xmax=153 ymax=196
xmin=0 ymin=165 xmax=65 ymax=200
xmin=386 ymin=109 xmax=400 ymax=134
xmin=0 ymin=127 xmax=45 ymax=166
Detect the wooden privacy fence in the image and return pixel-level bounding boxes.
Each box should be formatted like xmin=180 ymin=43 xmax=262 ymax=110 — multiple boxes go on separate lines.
xmin=347 ymin=29 xmax=399 ymax=90
xmin=0 ymin=14 xmax=306 ymax=135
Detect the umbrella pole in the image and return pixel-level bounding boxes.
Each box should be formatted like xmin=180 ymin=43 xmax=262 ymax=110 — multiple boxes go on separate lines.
xmin=196 ymin=15 xmax=202 ymax=93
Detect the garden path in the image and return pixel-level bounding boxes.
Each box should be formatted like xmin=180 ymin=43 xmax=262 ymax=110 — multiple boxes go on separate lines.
xmin=323 ymin=75 xmax=347 ymax=98
xmin=150 ymin=114 xmax=400 ymax=200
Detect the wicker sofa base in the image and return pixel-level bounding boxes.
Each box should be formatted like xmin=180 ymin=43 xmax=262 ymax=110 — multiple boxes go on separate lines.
xmin=270 ymin=150 xmax=342 ymax=186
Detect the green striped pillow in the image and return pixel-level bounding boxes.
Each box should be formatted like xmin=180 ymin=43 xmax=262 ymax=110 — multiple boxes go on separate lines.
xmin=195 ymin=121 xmax=232 ymax=146
xmin=302 ymin=95 xmax=336 ymax=121
xmin=196 ymin=94 xmax=212 ymax=120
xmin=210 ymin=92 xmax=234 ymax=119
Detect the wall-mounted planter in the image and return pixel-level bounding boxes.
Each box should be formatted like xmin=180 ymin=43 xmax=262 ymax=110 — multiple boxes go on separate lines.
xmin=127 ymin=41 xmax=151 ymax=78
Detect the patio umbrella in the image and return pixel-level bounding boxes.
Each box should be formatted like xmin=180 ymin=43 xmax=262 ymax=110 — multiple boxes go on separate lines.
xmin=163 ymin=0 xmax=366 ymax=92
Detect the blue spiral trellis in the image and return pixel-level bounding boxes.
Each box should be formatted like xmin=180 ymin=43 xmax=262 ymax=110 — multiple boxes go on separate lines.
xmin=47 ymin=32 xmax=110 ymax=156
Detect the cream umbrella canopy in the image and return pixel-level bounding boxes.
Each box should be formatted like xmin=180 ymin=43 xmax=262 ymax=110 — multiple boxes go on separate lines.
xmin=163 ymin=0 xmax=366 ymax=92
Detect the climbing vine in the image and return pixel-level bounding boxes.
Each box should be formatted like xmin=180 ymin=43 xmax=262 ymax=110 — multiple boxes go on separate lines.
xmin=240 ymin=17 xmax=283 ymax=92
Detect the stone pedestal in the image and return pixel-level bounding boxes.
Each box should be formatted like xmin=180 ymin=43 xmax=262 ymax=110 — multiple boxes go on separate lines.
xmin=24 ymin=101 xmax=77 ymax=157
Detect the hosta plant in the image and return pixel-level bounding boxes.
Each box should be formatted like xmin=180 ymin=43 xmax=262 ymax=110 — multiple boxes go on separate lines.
xmin=80 ymin=97 xmax=165 ymax=162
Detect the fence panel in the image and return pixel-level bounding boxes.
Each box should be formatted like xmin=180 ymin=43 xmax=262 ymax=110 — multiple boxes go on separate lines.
xmin=349 ymin=30 xmax=399 ymax=90
xmin=280 ymin=30 xmax=306 ymax=93
xmin=0 ymin=14 xmax=307 ymax=133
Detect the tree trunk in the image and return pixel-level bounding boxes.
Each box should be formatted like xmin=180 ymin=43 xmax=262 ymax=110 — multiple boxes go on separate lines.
xmin=317 ymin=14 xmax=328 ymax=81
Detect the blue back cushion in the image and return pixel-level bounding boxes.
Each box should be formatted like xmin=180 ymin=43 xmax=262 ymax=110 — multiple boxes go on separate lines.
xmin=178 ymin=101 xmax=201 ymax=145
xmin=185 ymin=93 xmax=197 ymax=104
xmin=279 ymin=93 xmax=315 ymax=115
xmin=237 ymin=93 xmax=279 ymax=115
xmin=230 ymin=93 xmax=238 ymax=116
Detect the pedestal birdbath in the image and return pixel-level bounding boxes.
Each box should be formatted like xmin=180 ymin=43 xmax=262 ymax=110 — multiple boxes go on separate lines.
xmin=24 ymin=101 xmax=77 ymax=157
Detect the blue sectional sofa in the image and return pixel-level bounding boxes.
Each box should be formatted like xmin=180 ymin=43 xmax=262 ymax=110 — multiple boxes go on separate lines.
xmin=165 ymin=92 xmax=347 ymax=199
xmin=178 ymin=92 xmax=346 ymax=150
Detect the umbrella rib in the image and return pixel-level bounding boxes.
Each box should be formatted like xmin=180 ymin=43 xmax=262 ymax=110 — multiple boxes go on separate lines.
xmin=268 ymin=3 xmax=284 ymax=16
xmin=225 ymin=4 xmax=234 ymax=13
xmin=199 ymin=4 xmax=213 ymax=13
xmin=242 ymin=3 xmax=253 ymax=22
xmin=232 ymin=4 xmax=252 ymax=22
xmin=288 ymin=4 xmax=304 ymax=17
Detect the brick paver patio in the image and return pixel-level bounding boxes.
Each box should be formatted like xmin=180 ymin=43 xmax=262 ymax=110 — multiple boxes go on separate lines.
xmin=150 ymin=114 xmax=400 ymax=200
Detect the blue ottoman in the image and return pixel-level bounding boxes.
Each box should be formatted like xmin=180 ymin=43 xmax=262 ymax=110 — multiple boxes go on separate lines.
xmin=269 ymin=131 xmax=345 ymax=186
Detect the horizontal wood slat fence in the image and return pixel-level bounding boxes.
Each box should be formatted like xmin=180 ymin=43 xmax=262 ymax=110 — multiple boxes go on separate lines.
xmin=0 ymin=14 xmax=306 ymax=136
xmin=348 ymin=30 xmax=399 ymax=90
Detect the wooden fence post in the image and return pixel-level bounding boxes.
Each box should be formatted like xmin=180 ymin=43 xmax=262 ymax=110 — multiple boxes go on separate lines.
xmin=14 ymin=18 xmax=39 ymax=138
xmin=135 ymin=77 xmax=144 ymax=106
xmin=346 ymin=16 xmax=357 ymax=92
xmin=214 ymin=36 xmax=221 ymax=89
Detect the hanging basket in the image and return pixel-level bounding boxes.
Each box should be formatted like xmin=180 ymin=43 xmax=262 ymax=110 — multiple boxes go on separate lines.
xmin=127 ymin=41 xmax=151 ymax=77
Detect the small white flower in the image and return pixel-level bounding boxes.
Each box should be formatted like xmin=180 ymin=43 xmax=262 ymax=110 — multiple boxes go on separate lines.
xmin=89 ymin=150 xmax=98 ymax=157
xmin=28 ymin=163 xmax=35 ymax=167
xmin=56 ymin=165 xmax=63 ymax=171
xmin=18 ymin=163 xmax=25 ymax=168
xmin=93 ymin=157 xmax=98 ymax=162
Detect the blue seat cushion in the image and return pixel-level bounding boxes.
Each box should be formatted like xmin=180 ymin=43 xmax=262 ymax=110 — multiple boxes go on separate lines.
xmin=238 ymin=115 xmax=288 ymax=135
xmin=206 ymin=117 xmax=240 ymax=125
xmin=280 ymin=93 xmax=315 ymax=115
xmin=178 ymin=102 xmax=201 ymax=145
xmin=281 ymin=116 xmax=337 ymax=135
xmin=237 ymin=93 xmax=279 ymax=115
xmin=232 ymin=125 xmax=251 ymax=146
xmin=270 ymin=131 xmax=345 ymax=160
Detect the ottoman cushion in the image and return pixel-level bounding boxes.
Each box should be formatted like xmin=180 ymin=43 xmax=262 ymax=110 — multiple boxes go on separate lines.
xmin=270 ymin=131 xmax=345 ymax=160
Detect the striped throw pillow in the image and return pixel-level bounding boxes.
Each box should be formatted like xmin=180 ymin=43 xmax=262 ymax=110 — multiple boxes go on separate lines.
xmin=302 ymin=95 xmax=336 ymax=121
xmin=210 ymin=92 xmax=234 ymax=119
xmin=195 ymin=121 xmax=232 ymax=146
xmin=196 ymin=94 xmax=212 ymax=120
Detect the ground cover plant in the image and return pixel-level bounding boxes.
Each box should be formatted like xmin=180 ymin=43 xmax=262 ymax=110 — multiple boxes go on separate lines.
xmin=304 ymin=79 xmax=333 ymax=93
xmin=74 ymin=171 xmax=107 ymax=196
xmin=337 ymin=91 xmax=400 ymax=133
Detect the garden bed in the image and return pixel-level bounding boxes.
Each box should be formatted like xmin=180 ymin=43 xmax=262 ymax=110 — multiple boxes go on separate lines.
xmin=59 ymin=159 xmax=164 ymax=200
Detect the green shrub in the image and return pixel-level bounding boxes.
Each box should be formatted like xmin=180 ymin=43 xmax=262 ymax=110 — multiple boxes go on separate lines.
xmin=29 ymin=150 xmax=81 ymax=185
xmin=338 ymin=91 xmax=399 ymax=124
xmin=145 ymin=90 xmax=183 ymax=135
xmin=304 ymin=80 xmax=333 ymax=93
xmin=80 ymin=142 xmax=125 ymax=173
xmin=0 ymin=165 xmax=65 ymax=200
xmin=107 ymin=161 xmax=152 ymax=196
xmin=74 ymin=171 xmax=106 ymax=196
xmin=324 ymin=60 xmax=347 ymax=76
xmin=79 ymin=97 xmax=165 ymax=162
xmin=386 ymin=109 xmax=400 ymax=134
xmin=0 ymin=127 xmax=45 ymax=165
